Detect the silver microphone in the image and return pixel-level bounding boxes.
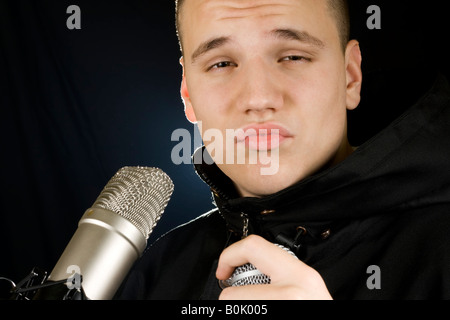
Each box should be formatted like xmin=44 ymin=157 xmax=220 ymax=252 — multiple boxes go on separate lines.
xmin=44 ymin=166 xmax=174 ymax=300
xmin=219 ymin=244 xmax=296 ymax=288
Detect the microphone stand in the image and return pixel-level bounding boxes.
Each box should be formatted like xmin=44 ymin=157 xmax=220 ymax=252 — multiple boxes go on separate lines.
xmin=2 ymin=267 xmax=87 ymax=300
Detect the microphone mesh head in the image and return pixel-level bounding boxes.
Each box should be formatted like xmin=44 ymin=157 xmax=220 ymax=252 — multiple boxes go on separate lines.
xmin=219 ymin=244 xmax=296 ymax=288
xmin=91 ymin=167 xmax=174 ymax=239
xmin=220 ymin=263 xmax=271 ymax=287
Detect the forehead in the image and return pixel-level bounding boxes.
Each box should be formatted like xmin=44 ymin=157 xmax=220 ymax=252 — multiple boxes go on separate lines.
xmin=180 ymin=0 xmax=337 ymax=54
xmin=181 ymin=0 xmax=327 ymax=15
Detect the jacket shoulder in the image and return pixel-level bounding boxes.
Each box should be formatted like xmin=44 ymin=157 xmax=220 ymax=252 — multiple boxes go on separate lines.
xmin=156 ymin=208 xmax=225 ymax=243
xmin=116 ymin=209 xmax=228 ymax=299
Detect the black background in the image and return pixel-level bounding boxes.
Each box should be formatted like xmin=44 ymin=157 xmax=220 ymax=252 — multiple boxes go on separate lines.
xmin=0 ymin=0 xmax=448 ymax=284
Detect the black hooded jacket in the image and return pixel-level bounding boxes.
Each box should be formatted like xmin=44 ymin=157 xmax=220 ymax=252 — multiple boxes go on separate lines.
xmin=117 ymin=74 xmax=450 ymax=300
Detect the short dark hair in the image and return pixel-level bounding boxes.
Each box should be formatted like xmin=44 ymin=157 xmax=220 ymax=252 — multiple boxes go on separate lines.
xmin=175 ymin=0 xmax=350 ymax=54
xmin=327 ymin=0 xmax=350 ymax=52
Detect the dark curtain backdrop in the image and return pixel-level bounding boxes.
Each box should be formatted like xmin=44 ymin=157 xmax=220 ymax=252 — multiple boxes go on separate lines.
xmin=0 ymin=0 xmax=448 ymax=283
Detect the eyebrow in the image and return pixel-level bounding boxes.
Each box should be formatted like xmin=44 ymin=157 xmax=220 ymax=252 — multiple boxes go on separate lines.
xmin=191 ymin=36 xmax=231 ymax=63
xmin=270 ymin=28 xmax=325 ymax=49
xmin=190 ymin=28 xmax=325 ymax=63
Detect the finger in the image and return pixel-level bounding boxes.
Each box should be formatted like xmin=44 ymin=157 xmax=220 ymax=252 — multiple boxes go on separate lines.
xmin=215 ymin=235 xmax=299 ymax=281
xmin=219 ymin=282 xmax=332 ymax=300
xmin=219 ymin=284 xmax=290 ymax=300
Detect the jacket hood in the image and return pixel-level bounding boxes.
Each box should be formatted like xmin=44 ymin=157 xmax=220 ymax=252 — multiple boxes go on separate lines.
xmin=193 ymin=73 xmax=450 ymax=244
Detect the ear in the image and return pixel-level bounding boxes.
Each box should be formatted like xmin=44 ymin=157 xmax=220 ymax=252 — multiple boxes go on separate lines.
xmin=345 ymin=40 xmax=363 ymax=111
xmin=180 ymin=57 xmax=197 ymax=123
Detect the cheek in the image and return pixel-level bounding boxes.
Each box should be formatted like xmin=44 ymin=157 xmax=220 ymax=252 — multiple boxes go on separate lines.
xmin=187 ymin=73 xmax=233 ymax=119
xmin=289 ymin=67 xmax=348 ymax=147
xmin=298 ymin=63 xmax=346 ymax=119
xmin=308 ymin=62 xmax=346 ymax=104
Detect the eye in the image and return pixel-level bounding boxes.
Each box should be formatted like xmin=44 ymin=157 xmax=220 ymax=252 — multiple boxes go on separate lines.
xmin=207 ymin=61 xmax=237 ymax=71
xmin=279 ymin=55 xmax=311 ymax=63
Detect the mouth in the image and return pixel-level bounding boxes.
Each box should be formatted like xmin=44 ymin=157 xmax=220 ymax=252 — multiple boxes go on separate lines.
xmin=235 ymin=123 xmax=293 ymax=151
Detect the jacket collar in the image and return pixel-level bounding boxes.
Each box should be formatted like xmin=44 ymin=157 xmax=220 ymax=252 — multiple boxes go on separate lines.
xmin=193 ymin=73 xmax=450 ymax=246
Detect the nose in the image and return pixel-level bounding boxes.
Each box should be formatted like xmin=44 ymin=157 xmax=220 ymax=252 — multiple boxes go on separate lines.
xmin=236 ymin=59 xmax=284 ymax=118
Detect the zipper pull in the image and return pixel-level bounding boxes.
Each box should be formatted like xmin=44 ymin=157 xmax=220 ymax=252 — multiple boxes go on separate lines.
xmin=275 ymin=226 xmax=307 ymax=256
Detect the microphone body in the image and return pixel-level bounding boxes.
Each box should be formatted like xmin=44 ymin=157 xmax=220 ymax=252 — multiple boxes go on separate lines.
xmin=43 ymin=208 xmax=146 ymax=300
xmin=34 ymin=166 xmax=173 ymax=300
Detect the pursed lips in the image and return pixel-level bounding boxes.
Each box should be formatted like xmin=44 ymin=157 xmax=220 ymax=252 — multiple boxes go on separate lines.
xmin=235 ymin=123 xmax=293 ymax=151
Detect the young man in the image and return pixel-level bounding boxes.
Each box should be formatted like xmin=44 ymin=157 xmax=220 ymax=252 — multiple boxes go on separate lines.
xmin=117 ymin=0 xmax=450 ymax=299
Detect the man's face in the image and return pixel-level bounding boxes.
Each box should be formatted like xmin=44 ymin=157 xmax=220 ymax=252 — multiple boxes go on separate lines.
xmin=180 ymin=0 xmax=362 ymax=197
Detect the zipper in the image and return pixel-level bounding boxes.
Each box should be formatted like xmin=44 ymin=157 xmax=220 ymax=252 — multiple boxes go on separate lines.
xmin=194 ymin=158 xmax=231 ymax=201
xmin=240 ymin=212 xmax=249 ymax=239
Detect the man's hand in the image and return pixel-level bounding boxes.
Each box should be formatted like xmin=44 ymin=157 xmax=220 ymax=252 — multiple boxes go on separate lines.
xmin=216 ymin=235 xmax=332 ymax=300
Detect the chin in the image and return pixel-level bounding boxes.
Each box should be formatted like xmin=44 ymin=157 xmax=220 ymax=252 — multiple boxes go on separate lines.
xmin=232 ymin=165 xmax=306 ymax=198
